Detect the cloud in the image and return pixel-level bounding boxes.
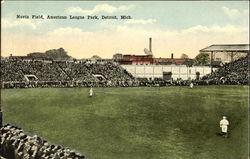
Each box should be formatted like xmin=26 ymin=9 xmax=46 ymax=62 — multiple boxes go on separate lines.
xmin=222 ymin=6 xmax=240 ymax=19
xmin=48 ymin=27 xmax=86 ymax=36
xmin=67 ymin=4 xmax=135 ymax=15
xmin=2 ymin=17 xmax=49 ymax=30
xmin=2 ymin=23 xmax=248 ymax=59
xmin=182 ymin=24 xmax=248 ymax=34
xmin=124 ymin=18 xmax=156 ymax=24
xmin=44 ymin=24 xmax=249 ymax=58
xmin=2 ymin=18 xmax=37 ymax=29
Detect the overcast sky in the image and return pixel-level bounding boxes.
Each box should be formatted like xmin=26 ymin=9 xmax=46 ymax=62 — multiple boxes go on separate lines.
xmin=1 ymin=1 xmax=249 ymax=59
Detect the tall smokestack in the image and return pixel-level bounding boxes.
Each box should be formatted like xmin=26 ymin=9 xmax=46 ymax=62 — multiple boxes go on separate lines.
xmin=149 ymin=37 xmax=152 ymax=53
xmin=171 ymin=53 xmax=174 ymax=59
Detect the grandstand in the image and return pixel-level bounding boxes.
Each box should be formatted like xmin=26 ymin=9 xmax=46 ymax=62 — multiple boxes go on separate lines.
xmin=0 ymin=124 xmax=87 ymax=159
xmin=200 ymin=44 xmax=249 ymax=65
xmin=202 ymin=54 xmax=249 ymax=85
xmin=1 ymin=52 xmax=249 ymax=88
xmin=1 ymin=60 xmax=137 ymax=88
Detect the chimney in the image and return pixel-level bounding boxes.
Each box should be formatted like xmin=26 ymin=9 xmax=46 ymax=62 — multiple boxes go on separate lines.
xmin=149 ymin=37 xmax=152 ymax=52
xmin=171 ymin=53 xmax=174 ymax=59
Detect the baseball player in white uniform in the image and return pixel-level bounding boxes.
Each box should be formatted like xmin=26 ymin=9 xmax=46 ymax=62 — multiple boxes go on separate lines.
xmin=220 ymin=116 xmax=229 ymax=136
xmin=89 ymin=87 xmax=93 ymax=97
xmin=190 ymin=82 xmax=194 ymax=89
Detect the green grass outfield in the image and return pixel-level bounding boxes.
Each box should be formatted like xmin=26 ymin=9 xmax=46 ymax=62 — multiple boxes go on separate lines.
xmin=1 ymin=85 xmax=248 ymax=159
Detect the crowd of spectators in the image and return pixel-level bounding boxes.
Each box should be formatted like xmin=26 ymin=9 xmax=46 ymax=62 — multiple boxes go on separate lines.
xmin=1 ymin=60 xmax=68 ymax=82
xmin=1 ymin=55 xmax=248 ymax=88
xmin=57 ymin=61 xmax=134 ymax=84
xmin=202 ymin=55 xmax=249 ymax=85
xmin=137 ymin=78 xmax=213 ymax=87
xmin=0 ymin=124 xmax=86 ymax=159
xmin=1 ymin=60 xmax=137 ymax=88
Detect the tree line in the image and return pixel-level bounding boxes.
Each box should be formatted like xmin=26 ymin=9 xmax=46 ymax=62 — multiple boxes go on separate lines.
xmin=27 ymin=48 xmax=71 ymax=60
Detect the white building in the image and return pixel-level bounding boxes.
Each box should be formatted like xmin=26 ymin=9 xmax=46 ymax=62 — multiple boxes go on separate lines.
xmin=122 ymin=64 xmax=216 ymax=80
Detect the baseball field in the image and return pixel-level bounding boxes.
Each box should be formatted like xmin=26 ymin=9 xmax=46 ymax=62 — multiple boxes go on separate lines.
xmin=1 ymin=85 xmax=248 ymax=159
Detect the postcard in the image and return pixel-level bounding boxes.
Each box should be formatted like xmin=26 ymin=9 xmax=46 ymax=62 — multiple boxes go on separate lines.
xmin=1 ymin=1 xmax=249 ymax=159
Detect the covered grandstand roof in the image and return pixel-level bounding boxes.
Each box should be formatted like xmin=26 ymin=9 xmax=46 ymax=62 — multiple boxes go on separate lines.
xmin=200 ymin=44 xmax=249 ymax=53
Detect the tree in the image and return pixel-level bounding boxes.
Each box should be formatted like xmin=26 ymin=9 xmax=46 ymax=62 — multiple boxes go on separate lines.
xmin=91 ymin=55 xmax=101 ymax=59
xmin=184 ymin=59 xmax=194 ymax=67
xmin=181 ymin=53 xmax=189 ymax=59
xmin=27 ymin=52 xmax=45 ymax=57
xmin=28 ymin=48 xmax=71 ymax=60
xmin=194 ymin=52 xmax=210 ymax=64
xmin=45 ymin=48 xmax=70 ymax=60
